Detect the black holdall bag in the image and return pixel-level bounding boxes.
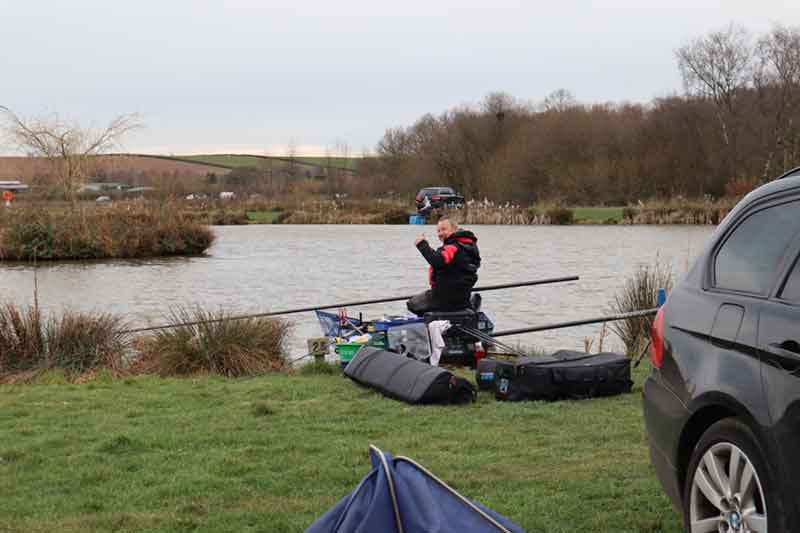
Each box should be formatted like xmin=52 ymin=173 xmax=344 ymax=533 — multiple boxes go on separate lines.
xmin=494 ymin=350 xmax=633 ymax=401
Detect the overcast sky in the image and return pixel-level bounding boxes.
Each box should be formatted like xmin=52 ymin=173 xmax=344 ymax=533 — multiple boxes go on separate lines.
xmin=1 ymin=0 xmax=798 ymax=156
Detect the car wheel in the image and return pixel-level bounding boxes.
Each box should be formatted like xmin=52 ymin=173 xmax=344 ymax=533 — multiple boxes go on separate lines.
xmin=683 ymin=418 xmax=784 ymax=533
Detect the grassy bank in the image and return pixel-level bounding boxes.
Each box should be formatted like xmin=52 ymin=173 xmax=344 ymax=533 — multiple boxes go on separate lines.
xmin=0 ymin=364 xmax=682 ymax=532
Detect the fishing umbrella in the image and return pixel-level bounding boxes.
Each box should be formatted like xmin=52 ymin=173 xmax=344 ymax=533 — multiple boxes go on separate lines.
xmin=307 ymin=445 xmax=525 ymax=533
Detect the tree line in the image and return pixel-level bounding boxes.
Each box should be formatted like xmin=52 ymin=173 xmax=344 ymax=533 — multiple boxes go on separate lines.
xmin=363 ymin=24 xmax=800 ymax=205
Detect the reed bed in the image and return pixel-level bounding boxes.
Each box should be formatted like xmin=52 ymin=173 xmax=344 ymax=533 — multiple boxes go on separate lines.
xmin=623 ymin=198 xmax=736 ymax=225
xmin=0 ymin=202 xmax=214 ymax=261
xmin=0 ymin=302 xmax=292 ymax=381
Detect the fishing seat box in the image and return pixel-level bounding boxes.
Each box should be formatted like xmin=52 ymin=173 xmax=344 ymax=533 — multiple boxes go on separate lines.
xmin=423 ymin=309 xmax=479 ymax=366
xmin=494 ymin=350 xmax=633 ymax=401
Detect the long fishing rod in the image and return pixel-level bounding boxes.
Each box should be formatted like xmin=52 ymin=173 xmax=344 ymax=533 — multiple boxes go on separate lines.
xmin=489 ymin=308 xmax=658 ymax=338
xmin=122 ymin=275 xmax=579 ymax=334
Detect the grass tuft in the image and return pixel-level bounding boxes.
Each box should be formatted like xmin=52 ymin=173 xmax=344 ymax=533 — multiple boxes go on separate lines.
xmin=97 ymin=435 xmax=137 ymax=455
xmin=609 ymin=261 xmax=675 ymax=356
xmin=0 ymin=303 xmax=132 ymax=378
xmin=135 ymin=306 xmax=291 ymax=377
xmin=251 ymin=402 xmax=276 ymax=417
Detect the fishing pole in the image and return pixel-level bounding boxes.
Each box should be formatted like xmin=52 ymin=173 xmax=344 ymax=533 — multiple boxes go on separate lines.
xmin=121 ymin=275 xmax=580 ymax=334
xmin=489 ymin=308 xmax=658 ymax=338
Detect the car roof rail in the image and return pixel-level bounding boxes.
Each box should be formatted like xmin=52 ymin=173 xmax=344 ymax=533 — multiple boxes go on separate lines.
xmin=776 ymin=166 xmax=800 ymax=180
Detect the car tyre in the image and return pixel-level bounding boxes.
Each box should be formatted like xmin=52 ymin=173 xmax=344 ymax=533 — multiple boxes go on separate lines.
xmin=683 ymin=418 xmax=785 ymax=533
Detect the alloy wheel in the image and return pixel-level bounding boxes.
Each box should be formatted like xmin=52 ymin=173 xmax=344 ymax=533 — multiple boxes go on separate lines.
xmin=689 ymin=442 xmax=767 ymax=533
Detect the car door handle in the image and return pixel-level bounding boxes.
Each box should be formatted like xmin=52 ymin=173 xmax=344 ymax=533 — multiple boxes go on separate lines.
xmin=767 ymin=341 xmax=800 ymax=360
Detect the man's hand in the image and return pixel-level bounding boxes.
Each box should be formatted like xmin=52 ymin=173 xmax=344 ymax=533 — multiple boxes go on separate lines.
xmin=415 ymin=233 xmax=427 ymax=246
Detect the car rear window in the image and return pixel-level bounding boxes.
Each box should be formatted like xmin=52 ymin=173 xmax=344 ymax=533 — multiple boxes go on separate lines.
xmin=714 ymin=200 xmax=800 ymax=294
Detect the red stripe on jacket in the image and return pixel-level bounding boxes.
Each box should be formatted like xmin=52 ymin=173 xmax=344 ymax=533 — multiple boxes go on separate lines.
xmin=441 ymin=244 xmax=458 ymax=264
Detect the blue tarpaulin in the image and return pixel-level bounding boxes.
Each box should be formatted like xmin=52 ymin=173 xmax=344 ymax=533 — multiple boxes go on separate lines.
xmin=306 ymin=445 xmax=525 ymax=533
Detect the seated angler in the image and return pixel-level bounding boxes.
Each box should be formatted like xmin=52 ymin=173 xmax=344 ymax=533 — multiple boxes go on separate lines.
xmin=407 ymin=216 xmax=481 ymax=315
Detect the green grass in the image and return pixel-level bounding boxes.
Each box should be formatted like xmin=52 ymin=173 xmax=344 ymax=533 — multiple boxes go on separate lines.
xmin=571 ymin=207 xmax=624 ymax=222
xmin=182 ymin=154 xmax=267 ymax=168
xmin=181 ymin=154 xmax=360 ymax=172
xmin=246 ymin=210 xmax=282 ymax=224
xmin=0 ymin=365 xmax=681 ymax=532
xmin=293 ymin=156 xmax=360 ymax=171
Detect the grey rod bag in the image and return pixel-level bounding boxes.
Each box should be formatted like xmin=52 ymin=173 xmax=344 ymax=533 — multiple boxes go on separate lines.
xmin=344 ymin=346 xmax=476 ymax=405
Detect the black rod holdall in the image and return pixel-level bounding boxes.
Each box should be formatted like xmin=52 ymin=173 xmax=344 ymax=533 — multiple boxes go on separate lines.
xmin=345 ymin=346 xmax=476 ymax=405
xmin=494 ymin=350 xmax=633 ymax=401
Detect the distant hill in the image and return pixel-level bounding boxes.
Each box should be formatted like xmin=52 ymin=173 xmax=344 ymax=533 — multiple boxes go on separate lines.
xmin=0 ymin=154 xmax=232 ymax=180
xmin=0 ymin=153 xmax=359 ymax=180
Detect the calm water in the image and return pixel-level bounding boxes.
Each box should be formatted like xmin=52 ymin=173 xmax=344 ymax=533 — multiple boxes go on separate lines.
xmin=0 ymin=224 xmax=716 ymax=357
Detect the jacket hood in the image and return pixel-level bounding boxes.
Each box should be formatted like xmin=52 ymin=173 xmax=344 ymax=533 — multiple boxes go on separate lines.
xmin=446 ymin=229 xmax=477 ymax=244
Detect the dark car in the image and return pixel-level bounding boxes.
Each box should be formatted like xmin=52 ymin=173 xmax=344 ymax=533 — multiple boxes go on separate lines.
xmin=415 ymin=187 xmax=465 ymax=210
xmin=643 ymin=166 xmax=800 ymax=532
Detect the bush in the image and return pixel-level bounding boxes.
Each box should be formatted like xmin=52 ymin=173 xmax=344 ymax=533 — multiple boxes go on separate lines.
xmin=273 ymin=211 xmax=293 ymax=224
xmin=546 ymin=207 xmax=574 ymax=225
xmin=622 ymin=207 xmax=638 ymax=221
xmin=724 ymin=177 xmax=761 ymax=198
xmin=0 ymin=303 xmax=131 ymax=376
xmin=136 ymin=306 xmax=291 ymax=377
xmin=609 ymin=262 xmax=674 ymax=356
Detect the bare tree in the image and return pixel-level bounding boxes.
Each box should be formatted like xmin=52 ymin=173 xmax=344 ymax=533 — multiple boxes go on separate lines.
xmin=286 ymin=138 xmax=298 ymax=176
xmin=754 ymin=25 xmax=800 ymax=176
xmin=0 ymin=106 xmax=141 ymax=203
xmin=676 ymin=24 xmax=753 ymax=148
xmin=542 ymin=89 xmax=578 ymax=113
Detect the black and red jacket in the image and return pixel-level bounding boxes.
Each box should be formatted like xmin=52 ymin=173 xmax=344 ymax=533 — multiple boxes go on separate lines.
xmin=416 ymin=229 xmax=481 ymax=308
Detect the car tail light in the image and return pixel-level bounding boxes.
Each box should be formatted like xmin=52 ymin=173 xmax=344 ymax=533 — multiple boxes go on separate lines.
xmin=650 ymin=307 xmax=665 ymax=368
xmin=432 ymin=195 xmax=441 ymax=200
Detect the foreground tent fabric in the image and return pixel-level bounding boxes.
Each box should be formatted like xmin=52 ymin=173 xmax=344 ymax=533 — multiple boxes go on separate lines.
xmin=306 ymin=445 xmax=525 ymax=533
xmin=344 ymin=346 xmax=475 ymax=404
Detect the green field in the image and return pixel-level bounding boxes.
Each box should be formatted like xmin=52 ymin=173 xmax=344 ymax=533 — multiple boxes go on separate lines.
xmin=182 ymin=154 xmax=264 ymax=168
xmin=181 ymin=154 xmax=360 ymax=172
xmin=246 ymin=210 xmax=282 ymax=224
xmin=571 ymin=207 xmax=625 ymax=222
xmin=0 ymin=364 xmax=681 ymax=532
xmin=293 ymin=156 xmax=360 ymax=171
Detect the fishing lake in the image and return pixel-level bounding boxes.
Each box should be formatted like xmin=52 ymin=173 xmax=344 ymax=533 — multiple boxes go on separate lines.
xmin=0 ymin=224 xmax=716 ymax=358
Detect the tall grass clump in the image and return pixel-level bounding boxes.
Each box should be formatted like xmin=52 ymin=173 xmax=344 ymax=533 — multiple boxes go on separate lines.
xmin=0 ymin=303 xmax=131 ymax=377
xmin=0 ymin=202 xmax=214 ymax=261
xmin=136 ymin=306 xmax=291 ymax=377
xmin=609 ymin=262 xmax=674 ymax=356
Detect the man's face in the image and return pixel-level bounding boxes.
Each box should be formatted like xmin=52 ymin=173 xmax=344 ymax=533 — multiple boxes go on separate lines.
xmin=437 ymin=220 xmax=455 ymax=242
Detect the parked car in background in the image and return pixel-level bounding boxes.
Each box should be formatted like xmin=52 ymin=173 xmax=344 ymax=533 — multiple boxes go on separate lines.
xmin=415 ymin=186 xmax=464 ymax=210
xmin=643 ymin=166 xmax=800 ymax=532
